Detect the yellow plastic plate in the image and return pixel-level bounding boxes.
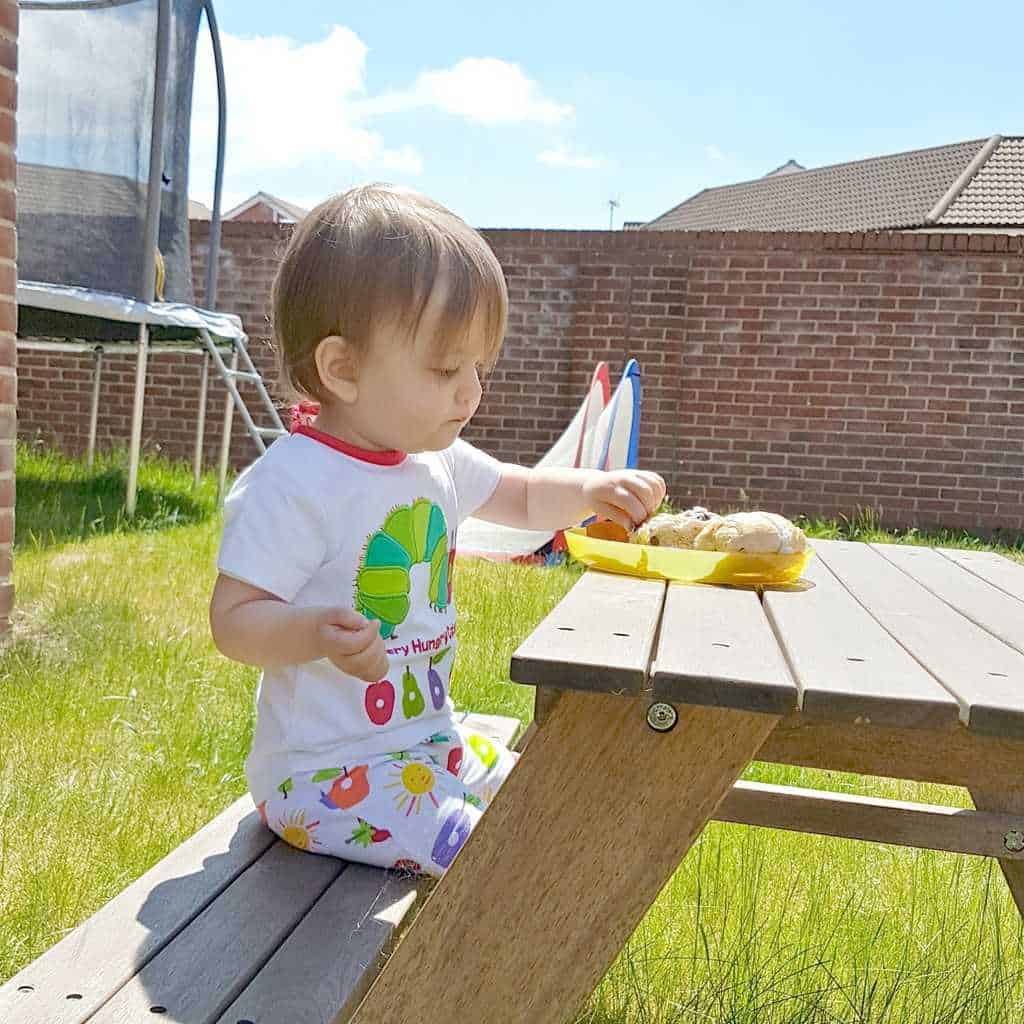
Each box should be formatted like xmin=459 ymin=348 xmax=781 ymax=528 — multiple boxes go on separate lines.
xmin=564 ymin=527 xmax=813 ymax=586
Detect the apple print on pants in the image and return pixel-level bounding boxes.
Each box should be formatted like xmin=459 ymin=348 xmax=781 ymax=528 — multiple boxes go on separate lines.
xmin=315 ymin=765 xmax=370 ymax=810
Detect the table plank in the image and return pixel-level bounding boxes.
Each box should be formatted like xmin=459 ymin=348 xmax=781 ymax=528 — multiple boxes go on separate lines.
xmin=90 ymin=843 xmax=343 ymax=1024
xmin=938 ymin=548 xmax=1024 ymax=605
xmin=874 ymin=543 xmax=1024 ymax=657
xmin=763 ymin=551 xmax=961 ymax=729
xmin=814 ymin=540 xmax=1024 ymax=738
xmin=215 ymin=867 xmax=418 ymax=1024
xmin=717 ymin=780 xmax=1024 ymax=860
xmin=509 ymin=571 xmax=666 ymax=696
xmin=651 ymin=583 xmax=798 ymax=714
xmin=758 ymin=713 xmax=1024 ymax=790
xmin=0 ymin=796 xmax=274 ymax=1024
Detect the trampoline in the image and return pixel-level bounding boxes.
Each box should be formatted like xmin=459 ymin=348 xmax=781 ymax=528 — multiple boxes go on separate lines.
xmin=15 ymin=0 xmax=285 ymax=512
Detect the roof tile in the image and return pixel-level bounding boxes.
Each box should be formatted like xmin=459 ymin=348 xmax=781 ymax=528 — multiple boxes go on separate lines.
xmin=645 ymin=139 xmax=1012 ymax=232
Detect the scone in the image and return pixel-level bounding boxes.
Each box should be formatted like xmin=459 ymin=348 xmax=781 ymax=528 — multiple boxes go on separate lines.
xmin=630 ymin=507 xmax=721 ymax=547
xmin=692 ymin=511 xmax=806 ymax=554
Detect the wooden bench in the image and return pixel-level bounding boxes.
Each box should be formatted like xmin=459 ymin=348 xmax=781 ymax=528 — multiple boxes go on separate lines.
xmin=0 ymin=711 xmax=522 ymax=1024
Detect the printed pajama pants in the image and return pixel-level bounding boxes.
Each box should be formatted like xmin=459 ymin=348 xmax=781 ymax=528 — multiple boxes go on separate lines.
xmin=253 ymin=722 xmax=520 ymax=878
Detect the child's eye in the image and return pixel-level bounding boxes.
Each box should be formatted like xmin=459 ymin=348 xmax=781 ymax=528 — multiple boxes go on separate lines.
xmin=436 ymin=366 xmax=460 ymax=378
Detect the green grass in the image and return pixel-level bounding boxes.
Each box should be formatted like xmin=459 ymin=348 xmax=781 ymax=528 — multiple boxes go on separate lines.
xmin=2 ymin=447 xmax=1022 ymax=1021
xmin=13 ymin=442 xmax=222 ymax=549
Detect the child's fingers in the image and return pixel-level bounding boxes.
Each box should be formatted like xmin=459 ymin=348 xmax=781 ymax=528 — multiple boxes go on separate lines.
xmin=324 ymin=607 xmax=374 ymax=632
xmin=320 ymin=624 xmax=389 ymax=681
xmin=620 ymin=473 xmax=666 ymax=520
xmin=346 ymin=645 xmax=390 ymax=682
xmin=593 ymin=501 xmax=636 ymax=532
xmin=607 ymin=485 xmax=650 ymax=528
xmin=319 ymin=618 xmax=378 ymax=657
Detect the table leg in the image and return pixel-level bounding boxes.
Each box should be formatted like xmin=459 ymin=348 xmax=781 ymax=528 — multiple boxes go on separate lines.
xmin=969 ymin=786 xmax=1024 ymax=917
xmin=351 ymin=691 xmax=779 ymax=1024
xmin=515 ymin=684 xmax=562 ymax=753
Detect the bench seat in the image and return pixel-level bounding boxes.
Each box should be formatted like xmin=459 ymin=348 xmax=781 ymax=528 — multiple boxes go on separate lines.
xmin=0 ymin=711 xmax=522 ymax=1024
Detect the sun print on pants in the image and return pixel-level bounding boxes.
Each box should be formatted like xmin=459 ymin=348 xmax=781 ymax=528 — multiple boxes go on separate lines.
xmin=385 ymin=757 xmax=442 ymax=816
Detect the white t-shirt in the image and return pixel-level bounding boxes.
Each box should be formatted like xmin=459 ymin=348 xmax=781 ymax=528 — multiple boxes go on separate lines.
xmin=216 ymin=426 xmax=504 ymax=799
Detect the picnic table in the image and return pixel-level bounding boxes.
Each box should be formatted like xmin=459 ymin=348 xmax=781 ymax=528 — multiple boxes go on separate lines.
xmin=351 ymin=538 xmax=1024 ymax=1024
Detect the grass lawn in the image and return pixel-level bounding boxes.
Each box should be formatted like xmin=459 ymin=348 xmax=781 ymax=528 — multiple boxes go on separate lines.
xmin=2 ymin=443 xmax=1022 ymax=1022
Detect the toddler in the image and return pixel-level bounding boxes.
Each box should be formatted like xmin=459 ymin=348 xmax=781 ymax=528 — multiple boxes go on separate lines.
xmin=209 ymin=184 xmax=665 ymax=878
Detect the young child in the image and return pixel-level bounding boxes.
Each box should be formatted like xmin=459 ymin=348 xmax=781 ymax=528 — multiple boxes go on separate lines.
xmin=209 ymin=184 xmax=666 ymax=878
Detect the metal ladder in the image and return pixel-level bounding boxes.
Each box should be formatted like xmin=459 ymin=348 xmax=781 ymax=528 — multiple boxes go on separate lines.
xmin=199 ymin=328 xmax=287 ymax=454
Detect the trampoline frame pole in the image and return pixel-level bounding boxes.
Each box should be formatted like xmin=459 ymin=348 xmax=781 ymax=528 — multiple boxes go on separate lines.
xmin=193 ymin=0 xmax=226 ymax=489
xmin=203 ymin=0 xmax=226 ymax=312
xmin=193 ymin=353 xmax=209 ymax=486
xmin=217 ymin=345 xmax=238 ymax=500
xmin=127 ymin=0 xmax=172 ymax=516
xmin=87 ymin=346 xmax=103 ymax=468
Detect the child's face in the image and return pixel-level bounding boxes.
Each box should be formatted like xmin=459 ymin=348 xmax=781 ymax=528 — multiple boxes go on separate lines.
xmin=322 ymin=279 xmax=493 ymax=454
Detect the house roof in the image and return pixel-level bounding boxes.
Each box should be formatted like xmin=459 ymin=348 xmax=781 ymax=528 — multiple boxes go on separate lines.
xmin=223 ymin=191 xmax=310 ymax=222
xmin=645 ymin=136 xmax=1024 ymax=232
xmin=763 ymin=159 xmax=806 ymax=177
xmin=17 ymin=162 xmax=143 ymax=216
xmin=939 ymin=137 xmax=1024 ymax=225
xmin=188 ymin=198 xmax=212 ymax=220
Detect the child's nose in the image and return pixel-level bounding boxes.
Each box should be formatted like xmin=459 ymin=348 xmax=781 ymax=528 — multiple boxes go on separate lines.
xmin=456 ymin=368 xmax=482 ymax=406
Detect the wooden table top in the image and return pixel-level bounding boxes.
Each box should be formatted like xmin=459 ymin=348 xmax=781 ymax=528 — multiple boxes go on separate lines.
xmin=510 ymin=540 xmax=1024 ymax=739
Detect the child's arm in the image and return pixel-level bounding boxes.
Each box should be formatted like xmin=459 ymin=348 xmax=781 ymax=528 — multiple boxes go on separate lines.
xmin=209 ymin=574 xmax=389 ymax=682
xmin=474 ymin=465 xmax=666 ymax=532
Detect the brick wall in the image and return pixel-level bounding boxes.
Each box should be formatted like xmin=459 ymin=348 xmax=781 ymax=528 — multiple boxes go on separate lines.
xmin=16 ymin=220 xmax=1024 ymax=538
xmin=0 ymin=0 xmax=15 ymax=638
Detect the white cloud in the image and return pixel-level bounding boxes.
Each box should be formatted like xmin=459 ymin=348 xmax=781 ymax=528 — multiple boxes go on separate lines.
xmin=704 ymin=144 xmax=728 ymax=162
xmin=359 ymin=57 xmax=573 ymax=125
xmin=190 ymin=26 xmax=423 ymax=205
xmin=538 ymin=144 xmax=604 ymax=169
xmin=189 ymin=29 xmax=577 ymax=208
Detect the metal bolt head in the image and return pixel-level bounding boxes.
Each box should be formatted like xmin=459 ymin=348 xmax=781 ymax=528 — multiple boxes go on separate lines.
xmin=647 ymin=701 xmax=678 ymax=733
xmin=1004 ymin=829 xmax=1024 ymax=853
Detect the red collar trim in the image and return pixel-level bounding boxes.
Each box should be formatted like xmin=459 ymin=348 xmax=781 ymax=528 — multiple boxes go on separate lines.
xmin=292 ymin=423 xmax=407 ymax=466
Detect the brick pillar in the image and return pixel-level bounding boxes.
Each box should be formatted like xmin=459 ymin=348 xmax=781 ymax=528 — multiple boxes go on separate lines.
xmin=0 ymin=0 xmax=15 ymax=638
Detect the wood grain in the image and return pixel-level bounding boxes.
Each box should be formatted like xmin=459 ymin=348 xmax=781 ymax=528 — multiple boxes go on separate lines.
xmin=765 ymin=551 xmax=959 ymax=729
xmin=813 ymin=540 xmax=1024 ymax=737
xmin=509 ymin=571 xmax=665 ymax=695
xmin=718 ymin=780 xmax=1024 ymax=860
xmin=652 ymin=582 xmax=798 ymax=714
xmin=351 ymin=691 xmax=779 ymax=1024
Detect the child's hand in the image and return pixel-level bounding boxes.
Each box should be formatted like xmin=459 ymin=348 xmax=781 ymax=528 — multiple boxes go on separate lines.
xmin=317 ymin=608 xmax=390 ymax=682
xmin=583 ymin=470 xmax=666 ymax=531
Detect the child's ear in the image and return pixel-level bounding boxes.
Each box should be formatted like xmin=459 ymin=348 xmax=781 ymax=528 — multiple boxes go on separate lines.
xmin=315 ymin=335 xmax=359 ymax=404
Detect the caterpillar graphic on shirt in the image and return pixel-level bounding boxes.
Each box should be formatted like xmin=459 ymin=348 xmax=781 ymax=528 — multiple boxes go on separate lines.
xmin=355 ymin=500 xmax=458 ymax=726
xmin=354 ymin=498 xmax=454 ymax=640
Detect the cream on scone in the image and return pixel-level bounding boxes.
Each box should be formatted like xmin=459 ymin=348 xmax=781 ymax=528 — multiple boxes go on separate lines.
xmin=692 ymin=511 xmax=806 ymax=554
xmin=630 ymin=507 xmax=721 ymax=548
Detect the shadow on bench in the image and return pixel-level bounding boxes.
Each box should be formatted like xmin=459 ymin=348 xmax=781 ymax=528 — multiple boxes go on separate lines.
xmin=0 ymin=711 xmax=522 ymax=1024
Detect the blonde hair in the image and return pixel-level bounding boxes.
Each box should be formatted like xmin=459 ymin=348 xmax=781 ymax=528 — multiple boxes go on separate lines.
xmin=271 ymin=183 xmax=508 ymax=402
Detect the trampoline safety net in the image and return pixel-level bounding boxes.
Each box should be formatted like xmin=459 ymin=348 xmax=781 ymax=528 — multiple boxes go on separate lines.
xmin=16 ymin=0 xmax=205 ymax=305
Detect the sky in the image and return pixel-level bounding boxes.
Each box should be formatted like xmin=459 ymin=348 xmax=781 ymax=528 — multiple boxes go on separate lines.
xmin=190 ymin=0 xmax=1024 ymax=230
